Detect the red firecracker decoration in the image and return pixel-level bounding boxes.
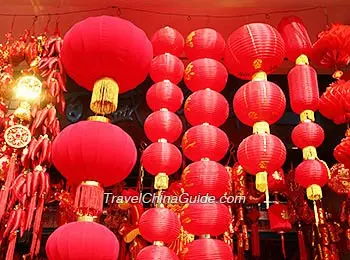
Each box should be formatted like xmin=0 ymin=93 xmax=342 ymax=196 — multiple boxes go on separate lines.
xmin=151 ymin=26 xmax=184 ymax=57
xmin=184 ymin=58 xmax=228 ymax=92
xmin=184 ymin=89 xmax=229 ymax=127
xmin=184 ymin=28 xmax=225 ymax=61
xmin=184 ymin=239 xmax=234 ymax=260
xmin=292 ymin=121 xmax=325 ymax=149
xmin=137 ymin=245 xmax=179 ymax=260
xmin=149 ymin=53 xmax=184 ymax=84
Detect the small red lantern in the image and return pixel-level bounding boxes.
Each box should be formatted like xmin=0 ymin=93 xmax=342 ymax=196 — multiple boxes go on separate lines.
xmin=184 ymin=28 xmax=225 ymax=61
xmin=184 ymin=239 xmax=234 ymax=260
xmin=184 ymin=58 xmax=228 ymax=92
xmin=151 ymin=26 xmax=184 ymax=57
xmin=184 ymin=89 xmax=229 ymax=127
xmin=181 ymin=203 xmax=231 ymax=236
xmin=225 ymin=23 xmax=285 ymax=80
xmin=139 ymin=208 xmax=181 ymax=243
xmin=182 ymin=160 xmax=229 ymax=198
xmin=268 ymin=169 xmax=287 ymax=194
xmin=144 ymin=110 xmax=183 ymax=143
xmin=46 ymin=221 xmax=119 ymax=260
xmin=137 ymin=245 xmax=179 ymax=260
xmin=146 ymin=81 xmax=184 ymax=112
xmin=182 ymin=124 xmax=229 ymax=162
xmin=149 ymin=53 xmax=184 ymax=84
xmin=233 ymin=80 xmax=286 ymax=126
xmin=334 ymin=130 xmax=350 ymax=167
xmin=292 ymin=121 xmax=324 ymax=149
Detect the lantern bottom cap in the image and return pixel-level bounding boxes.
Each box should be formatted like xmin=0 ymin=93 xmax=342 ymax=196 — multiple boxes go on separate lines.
xmin=307 ymin=184 xmax=322 ymax=200
xmin=256 ymin=171 xmax=268 ymax=192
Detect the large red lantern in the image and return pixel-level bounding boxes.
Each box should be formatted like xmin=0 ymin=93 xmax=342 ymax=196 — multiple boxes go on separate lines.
xmin=233 ymin=80 xmax=286 ymax=126
xmin=137 ymin=245 xmax=179 ymax=260
xmin=184 ymin=58 xmax=228 ymax=92
xmin=146 ymin=81 xmax=184 ymax=112
xmin=225 ymin=23 xmax=285 ymax=80
xmin=181 ymin=203 xmax=231 ymax=236
xmin=139 ymin=208 xmax=181 ymax=243
xmin=151 ymin=26 xmax=184 ymax=57
xmin=149 ymin=53 xmax=184 ymax=84
xmin=52 ymin=121 xmax=137 ymax=186
xmin=182 ymin=160 xmax=229 ymax=198
xmin=184 ymin=239 xmax=234 ymax=260
xmin=184 ymin=28 xmax=225 ymax=61
xmin=184 ymin=89 xmax=229 ymax=127
xmin=46 ymin=221 xmax=119 ymax=260
xmin=292 ymin=121 xmax=324 ymax=149
xmin=182 ymin=124 xmax=229 ymax=162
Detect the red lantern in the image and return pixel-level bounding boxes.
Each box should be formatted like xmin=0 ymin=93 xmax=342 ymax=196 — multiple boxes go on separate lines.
xmin=151 ymin=26 xmax=184 ymax=57
xmin=182 ymin=124 xmax=229 ymax=162
xmin=277 ymin=16 xmax=312 ymax=62
xmin=149 ymin=53 xmax=184 ymax=84
xmin=334 ymin=131 xmax=350 ymax=167
xmin=146 ymin=81 xmax=184 ymax=112
xmin=181 ymin=203 xmax=231 ymax=236
xmin=184 ymin=28 xmax=225 ymax=61
xmin=292 ymin=121 xmax=324 ymax=149
xmin=139 ymin=208 xmax=181 ymax=243
xmin=184 ymin=58 xmax=228 ymax=92
xmin=46 ymin=221 xmax=119 ymax=260
xmin=144 ymin=110 xmax=183 ymax=143
xmin=288 ymin=64 xmax=319 ymax=114
xmin=268 ymin=169 xmax=287 ymax=194
xmin=182 ymin=160 xmax=229 ymax=198
xmin=184 ymin=239 xmax=234 ymax=260
xmin=141 ymin=142 xmax=182 ymax=176
xmin=184 ymin=89 xmax=229 ymax=127
xmin=61 ymin=16 xmax=152 ymax=93
xmin=233 ymin=80 xmax=286 ymax=126
xmin=225 ymin=23 xmax=285 ymax=80
xmin=137 ymin=245 xmax=179 ymax=260
xmin=52 ymin=121 xmax=137 ymax=186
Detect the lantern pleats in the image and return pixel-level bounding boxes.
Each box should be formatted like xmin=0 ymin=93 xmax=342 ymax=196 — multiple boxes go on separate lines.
xmin=184 ymin=89 xmax=229 ymax=127
xmin=137 ymin=245 xmax=179 ymax=260
xmin=184 ymin=58 xmax=228 ymax=92
xmin=184 ymin=239 xmax=234 ymax=260
xmin=151 ymin=27 xmax=184 ymax=57
xmin=139 ymin=208 xmax=181 ymax=243
xmin=295 ymin=160 xmax=329 ymax=189
xmin=146 ymin=81 xmax=184 ymax=112
xmin=149 ymin=53 xmax=184 ymax=84
xmin=182 ymin=124 xmax=229 ymax=162
xmin=292 ymin=121 xmax=325 ymax=149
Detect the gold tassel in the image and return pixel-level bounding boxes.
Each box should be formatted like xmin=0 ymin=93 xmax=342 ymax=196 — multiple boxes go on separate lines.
xmin=90 ymin=77 xmax=119 ymax=115
xmin=154 ymin=173 xmax=169 ymax=190
xmin=313 ymin=201 xmax=319 ymax=227
xmin=265 ymin=188 xmax=270 ymax=209
xmin=252 ymin=71 xmax=267 ymax=81
xmin=256 ymin=171 xmax=267 ymax=192
xmin=307 ymin=184 xmax=323 ymax=201
xmin=253 ymin=121 xmax=270 ymax=134
xmin=295 ymin=54 xmax=309 ymax=65
xmin=302 ymin=146 xmax=317 ymax=160
xmin=300 ymin=110 xmax=315 ymax=122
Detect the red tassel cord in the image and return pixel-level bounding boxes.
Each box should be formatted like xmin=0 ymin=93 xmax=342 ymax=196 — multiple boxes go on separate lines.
xmin=5 ymin=232 xmax=17 ymax=260
xmin=237 ymin=233 xmax=244 ymax=260
xmin=281 ymin=232 xmax=287 ymax=259
xmin=298 ymin=229 xmax=308 ymax=260
xmin=25 ymin=193 xmax=37 ymax=230
xmin=74 ymin=182 xmax=104 ymax=217
xmin=251 ymin=223 xmax=260 ymax=257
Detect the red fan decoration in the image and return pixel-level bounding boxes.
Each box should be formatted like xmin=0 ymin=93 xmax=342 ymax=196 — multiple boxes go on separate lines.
xmin=146 ymin=81 xmax=184 ymax=112
xmin=46 ymin=221 xmax=119 ymax=260
xmin=184 ymin=89 xmax=229 ymax=127
xmin=137 ymin=245 xmax=179 ymax=260
xmin=225 ymin=23 xmax=285 ymax=80
xmin=184 ymin=58 xmax=228 ymax=92
xmin=233 ymin=80 xmax=286 ymax=126
xmin=182 ymin=160 xmax=229 ymax=198
xmin=151 ymin=26 xmax=184 ymax=57
xmin=184 ymin=28 xmax=225 ymax=61
xmin=184 ymin=239 xmax=234 ymax=260
xmin=328 ymin=163 xmax=350 ymax=194
xmin=144 ymin=110 xmax=183 ymax=143
xmin=149 ymin=53 xmax=184 ymax=84
xmin=268 ymin=169 xmax=288 ymax=194
xmin=181 ymin=203 xmax=231 ymax=236
xmin=292 ymin=121 xmax=325 ymax=149
xmin=182 ymin=124 xmax=229 ymax=162
xmin=139 ymin=208 xmax=181 ymax=243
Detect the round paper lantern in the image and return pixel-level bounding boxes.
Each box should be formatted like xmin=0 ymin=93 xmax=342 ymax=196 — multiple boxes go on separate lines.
xmin=184 ymin=28 xmax=225 ymax=61
xmin=182 ymin=124 xmax=229 ymax=161
xmin=292 ymin=121 xmax=324 ymax=149
xmin=52 ymin=121 xmax=137 ymax=186
xmin=277 ymin=16 xmax=312 ymax=62
xmin=151 ymin=26 xmax=184 ymax=57
xmin=146 ymin=81 xmax=184 ymax=112
xmin=233 ymin=80 xmax=286 ymax=126
xmin=181 ymin=203 xmax=231 ymax=236
xmin=184 ymin=58 xmax=228 ymax=92
xmin=182 ymin=160 xmax=229 ymax=198
xmin=149 ymin=53 xmax=184 ymax=84
xmin=225 ymin=23 xmax=285 ymax=80
xmin=46 ymin=221 xmax=119 ymax=260
xmin=137 ymin=245 xmax=179 ymax=260
xmin=139 ymin=208 xmax=181 ymax=243
xmin=184 ymin=89 xmax=229 ymax=127
xmin=184 ymin=239 xmax=234 ymax=260
xmin=268 ymin=169 xmax=287 ymax=194
xmin=141 ymin=142 xmax=182 ymax=176
xmin=288 ymin=64 xmax=319 ymax=114
xmin=61 ymin=16 xmax=152 ymax=93
xmin=144 ymin=110 xmax=183 ymax=143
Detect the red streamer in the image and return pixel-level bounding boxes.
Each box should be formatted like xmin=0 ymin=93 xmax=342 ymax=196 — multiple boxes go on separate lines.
xmin=251 ymin=223 xmax=260 ymax=257
xmin=298 ymin=229 xmax=308 ymax=260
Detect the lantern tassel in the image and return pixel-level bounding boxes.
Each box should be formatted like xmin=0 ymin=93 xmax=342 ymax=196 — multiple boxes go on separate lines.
xmin=256 ymin=171 xmax=267 ymax=192
xmin=75 ymin=181 xmax=104 ymax=217
xmin=307 ymin=184 xmax=322 ymax=201
xmin=298 ymin=229 xmax=308 ymax=260
xmin=26 ymin=193 xmax=37 ymax=230
xmin=313 ymin=201 xmax=319 ymax=227
xmin=90 ymin=77 xmax=119 ymax=115
xmin=6 ymin=232 xmax=17 ymax=260
xmin=281 ymin=233 xmax=287 ymax=259
xmin=265 ymin=188 xmax=270 ymax=209
xmin=251 ymin=222 xmax=260 ymax=257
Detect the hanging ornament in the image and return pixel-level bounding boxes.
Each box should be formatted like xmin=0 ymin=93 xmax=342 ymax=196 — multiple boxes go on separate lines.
xmin=151 ymin=26 xmax=184 ymax=57
xmin=268 ymin=169 xmax=288 ymax=195
xmin=149 ymin=53 xmax=184 ymax=84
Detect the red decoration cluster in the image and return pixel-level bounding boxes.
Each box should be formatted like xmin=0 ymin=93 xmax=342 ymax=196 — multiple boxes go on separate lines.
xmin=334 ymin=129 xmax=350 ymax=168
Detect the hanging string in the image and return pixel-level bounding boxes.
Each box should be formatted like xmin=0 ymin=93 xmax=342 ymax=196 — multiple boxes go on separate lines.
xmin=43 ymin=15 xmax=52 ymax=34
xmin=30 ymin=16 xmax=38 ymax=35
xmin=10 ymin=15 xmax=16 ymax=33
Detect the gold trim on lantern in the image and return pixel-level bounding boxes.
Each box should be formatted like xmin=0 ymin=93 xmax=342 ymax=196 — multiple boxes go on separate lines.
xmin=252 ymin=71 xmax=267 ymax=81
xmin=300 ymin=110 xmax=315 ymax=122
xmin=302 ymin=146 xmax=317 ymax=160
xmin=253 ymin=59 xmax=263 ymax=70
xmin=154 ymin=173 xmax=169 ymax=190
xmin=253 ymin=121 xmax=270 ymax=134
xmin=332 ymin=70 xmax=343 ymax=80
xmin=256 ymin=171 xmax=268 ymax=192
xmin=160 ymin=108 xmax=169 ymax=112
xmin=306 ymin=184 xmax=322 ymax=201
xmin=200 ymin=234 xmax=211 ymax=239
xmin=201 ymin=157 xmax=210 ymax=161
xmin=295 ymin=54 xmax=309 ymax=65
xmin=87 ymin=115 xmax=111 ymax=123
xmin=81 ymin=180 xmax=102 ymax=187
xmin=153 ymin=241 xmax=165 ymax=246
xmin=77 ymin=215 xmax=95 ymax=222
xmin=157 ymin=138 xmax=168 ymax=143
xmin=90 ymin=77 xmax=119 ymax=115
